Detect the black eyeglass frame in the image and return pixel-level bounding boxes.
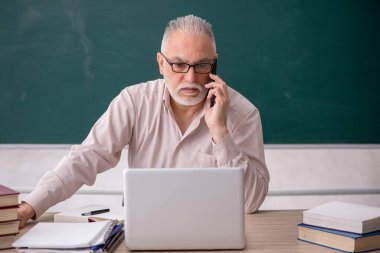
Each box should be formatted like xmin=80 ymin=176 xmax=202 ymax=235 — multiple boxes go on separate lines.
xmin=159 ymin=52 xmax=216 ymax=74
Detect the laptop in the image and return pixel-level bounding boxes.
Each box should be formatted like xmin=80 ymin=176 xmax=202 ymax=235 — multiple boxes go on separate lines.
xmin=123 ymin=167 xmax=245 ymax=250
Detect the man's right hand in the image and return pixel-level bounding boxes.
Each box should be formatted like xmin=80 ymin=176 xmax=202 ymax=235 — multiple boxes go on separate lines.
xmin=18 ymin=202 xmax=36 ymax=228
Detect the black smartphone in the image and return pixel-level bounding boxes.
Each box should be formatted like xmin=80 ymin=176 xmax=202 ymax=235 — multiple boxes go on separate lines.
xmin=209 ymin=59 xmax=217 ymax=107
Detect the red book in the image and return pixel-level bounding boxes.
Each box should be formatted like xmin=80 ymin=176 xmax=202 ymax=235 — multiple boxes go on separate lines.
xmin=0 ymin=184 xmax=19 ymax=208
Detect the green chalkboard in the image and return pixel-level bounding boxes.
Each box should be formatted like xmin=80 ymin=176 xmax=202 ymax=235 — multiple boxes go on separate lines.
xmin=1 ymin=0 xmax=379 ymax=144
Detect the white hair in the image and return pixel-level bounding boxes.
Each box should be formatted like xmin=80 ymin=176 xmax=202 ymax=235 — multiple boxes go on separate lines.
xmin=161 ymin=15 xmax=216 ymax=53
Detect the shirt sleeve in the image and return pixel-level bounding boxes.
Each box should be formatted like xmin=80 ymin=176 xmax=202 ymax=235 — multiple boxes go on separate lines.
xmin=23 ymin=88 xmax=135 ymax=218
xmin=213 ymin=108 xmax=269 ymax=214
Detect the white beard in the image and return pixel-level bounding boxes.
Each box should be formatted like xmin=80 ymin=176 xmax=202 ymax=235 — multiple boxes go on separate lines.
xmin=165 ymin=79 xmax=208 ymax=106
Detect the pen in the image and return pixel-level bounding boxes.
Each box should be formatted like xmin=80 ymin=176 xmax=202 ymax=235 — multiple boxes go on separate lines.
xmin=81 ymin=208 xmax=110 ymax=216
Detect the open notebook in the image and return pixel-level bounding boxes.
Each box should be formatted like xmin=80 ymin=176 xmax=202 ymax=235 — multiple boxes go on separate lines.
xmin=13 ymin=220 xmax=114 ymax=249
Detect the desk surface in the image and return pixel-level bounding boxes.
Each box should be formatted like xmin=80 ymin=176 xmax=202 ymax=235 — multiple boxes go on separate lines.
xmin=5 ymin=210 xmax=380 ymax=253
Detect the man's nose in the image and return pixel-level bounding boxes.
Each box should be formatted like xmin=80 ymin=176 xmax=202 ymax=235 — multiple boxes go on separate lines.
xmin=183 ymin=66 xmax=197 ymax=83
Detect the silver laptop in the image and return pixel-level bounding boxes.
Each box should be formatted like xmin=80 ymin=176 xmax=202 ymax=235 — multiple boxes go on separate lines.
xmin=123 ymin=167 xmax=245 ymax=250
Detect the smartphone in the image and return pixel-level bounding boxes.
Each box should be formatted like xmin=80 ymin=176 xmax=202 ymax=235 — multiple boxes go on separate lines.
xmin=209 ymin=59 xmax=217 ymax=107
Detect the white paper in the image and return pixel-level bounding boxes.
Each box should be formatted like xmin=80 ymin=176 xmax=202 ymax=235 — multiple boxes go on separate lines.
xmin=13 ymin=220 xmax=112 ymax=249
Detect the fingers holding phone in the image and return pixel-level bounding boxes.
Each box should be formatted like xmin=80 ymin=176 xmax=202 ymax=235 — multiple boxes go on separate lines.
xmin=205 ymin=73 xmax=230 ymax=108
xmin=204 ymin=73 xmax=230 ymax=143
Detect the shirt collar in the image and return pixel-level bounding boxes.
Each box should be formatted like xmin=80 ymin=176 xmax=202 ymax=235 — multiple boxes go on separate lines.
xmin=162 ymin=83 xmax=171 ymax=112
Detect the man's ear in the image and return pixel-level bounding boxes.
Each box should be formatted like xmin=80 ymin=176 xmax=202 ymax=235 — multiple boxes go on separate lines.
xmin=157 ymin=52 xmax=164 ymax=75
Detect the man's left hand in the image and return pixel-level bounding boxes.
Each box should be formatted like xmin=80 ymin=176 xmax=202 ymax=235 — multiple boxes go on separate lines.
xmin=204 ymin=73 xmax=230 ymax=143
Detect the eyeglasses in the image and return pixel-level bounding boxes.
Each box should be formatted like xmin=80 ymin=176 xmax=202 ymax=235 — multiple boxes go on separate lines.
xmin=160 ymin=52 xmax=215 ymax=74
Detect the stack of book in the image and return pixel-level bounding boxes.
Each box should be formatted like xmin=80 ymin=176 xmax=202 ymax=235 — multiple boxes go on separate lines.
xmin=0 ymin=184 xmax=20 ymax=250
xmin=298 ymin=201 xmax=380 ymax=253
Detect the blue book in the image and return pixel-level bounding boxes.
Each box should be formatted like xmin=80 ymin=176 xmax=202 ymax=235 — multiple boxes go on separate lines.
xmin=298 ymin=223 xmax=380 ymax=253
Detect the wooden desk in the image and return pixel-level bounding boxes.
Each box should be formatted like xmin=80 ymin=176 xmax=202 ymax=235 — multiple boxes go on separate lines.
xmin=5 ymin=210 xmax=380 ymax=253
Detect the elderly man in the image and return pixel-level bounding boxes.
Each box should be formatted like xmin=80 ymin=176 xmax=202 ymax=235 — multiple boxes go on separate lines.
xmin=18 ymin=15 xmax=269 ymax=228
